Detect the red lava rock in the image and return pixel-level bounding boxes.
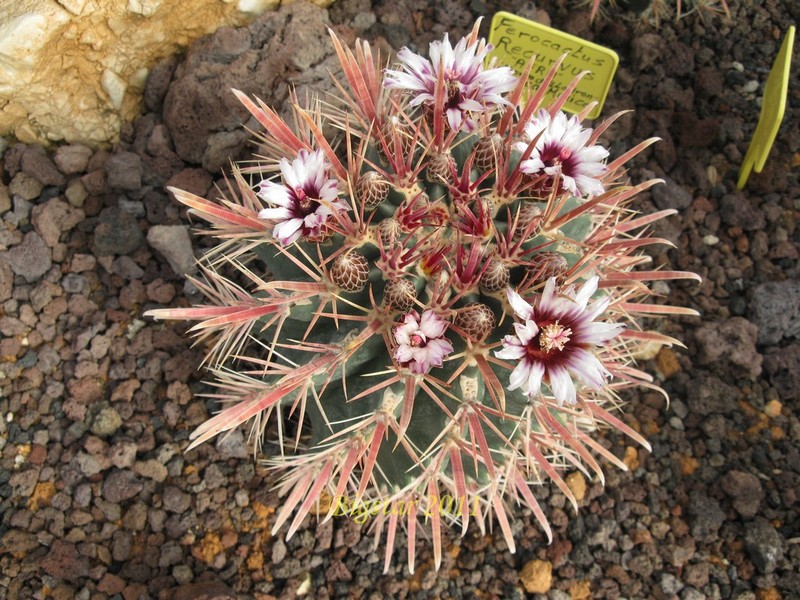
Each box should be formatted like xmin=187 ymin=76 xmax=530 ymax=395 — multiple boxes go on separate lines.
xmin=0 ymin=336 xmax=22 ymax=361
xmin=166 ymin=381 xmax=191 ymax=405
xmin=166 ymin=168 xmax=213 ymax=197
xmin=171 ymin=580 xmax=238 ymax=600
xmin=54 ymin=144 xmax=93 ymax=175
xmin=631 ymin=33 xmax=666 ymax=72
xmin=80 ymin=169 xmax=108 ymax=195
xmin=2 ymin=231 xmax=52 ymax=282
xmin=21 ymin=145 xmax=66 ymax=187
xmin=97 ymin=573 xmax=126 ymax=594
xmin=28 ymin=444 xmax=47 ymax=465
xmin=67 ymin=376 xmax=104 ymax=405
xmin=146 ymin=279 xmax=176 ymax=304
xmin=120 ymin=280 xmax=148 ymax=309
xmin=41 ymin=540 xmax=90 ymax=582
xmin=69 ymin=253 xmax=96 ymax=272
xmin=111 ymin=379 xmax=141 ymax=402
xmin=0 ymin=259 xmax=12 ymax=302
xmin=123 ymin=583 xmax=148 ymax=600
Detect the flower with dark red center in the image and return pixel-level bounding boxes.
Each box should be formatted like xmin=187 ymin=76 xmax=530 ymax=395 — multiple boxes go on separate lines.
xmin=383 ymin=32 xmax=517 ymax=133
xmin=495 ymin=277 xmax=624 ymax=405
xmin=393 ymin=310 xmax=453 ymax=374
xmin=514 ymin=110 xmax=609 ymax=197
xmin=257 ymin=149 xmax=347 ymax=245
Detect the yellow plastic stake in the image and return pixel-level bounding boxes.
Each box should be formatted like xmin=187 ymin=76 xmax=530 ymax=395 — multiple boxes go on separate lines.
xmin=737 ymin=26 xmax=795 ymax=190
xmin=488 ymin=11 xmax=619 ymax=120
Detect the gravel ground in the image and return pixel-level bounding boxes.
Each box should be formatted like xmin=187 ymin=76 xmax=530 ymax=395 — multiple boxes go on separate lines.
xmin=0 ymin=0 xmax=798 ymax=598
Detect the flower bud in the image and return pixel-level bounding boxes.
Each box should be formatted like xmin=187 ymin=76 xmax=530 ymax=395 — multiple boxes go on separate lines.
xmin=454 ymin=303 xmax=496 ymax=342
xmin=380 ymin=116 xmax=415 ymax=158
xmin=426 ymin=152 xmax=456 ymax=186
xmin=472 ymin=133 xmax=503 ymax=173
xmin=378 ymin=217 xmax=403 ymax=244
xmin=480 ymin=259 xmax=510 ymax=293
xmin=527 ymin=251 xmax=568 ymax=282
xmin=383 ymin=278 xmax=416 ymax=311
xmin=356 ymin=171 xmax=390 ymax=208
xmin=513 ymin=203 xmax=544 ymax=240
xmin=330 ymin=251 xmax=370 ymax=292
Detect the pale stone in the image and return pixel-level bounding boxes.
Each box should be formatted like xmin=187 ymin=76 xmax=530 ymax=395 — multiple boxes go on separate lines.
xmin=0 ymin=0 xmax=337 ymax=146
xmin=57 ymin=0 xmax=88 ymax=16
xmin=127 ymin=0 xmax=164 ymax=17
xmin=129 ymin=67 xmax=150 ymax=90
xmin=101 ymin=69 xmax=127 ymax=110
xmin=0 ymin=7 xmax=70 ymax=80
xmin=237 ymin=0 xmax=280 ymax=14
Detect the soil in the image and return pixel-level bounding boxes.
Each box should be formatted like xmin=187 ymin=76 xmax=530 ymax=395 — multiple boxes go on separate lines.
xmin=1 ymin=0 xmax=798 ymax=599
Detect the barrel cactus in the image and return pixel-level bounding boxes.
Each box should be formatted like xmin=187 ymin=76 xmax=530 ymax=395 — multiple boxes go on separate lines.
xmin=147 ymin=20 xmax=699 ymax=572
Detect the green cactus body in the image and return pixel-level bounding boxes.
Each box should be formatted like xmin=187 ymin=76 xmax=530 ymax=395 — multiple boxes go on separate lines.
xmin=146 ymin=20 xmax=700 ymax=573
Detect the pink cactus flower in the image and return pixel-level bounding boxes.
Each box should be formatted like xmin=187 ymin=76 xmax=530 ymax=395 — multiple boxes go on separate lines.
xmin=394 ymin=310 xmax=454 ymax=374
xmin=496 ymin=277 xmax=624 ymax=405
xmin=383 ymin=33 xmax=517 ymax=133
xmin=257 ymin=149 xmax=347 ymax=245
xmin=514 ymin=109 xmax=609 ymax=197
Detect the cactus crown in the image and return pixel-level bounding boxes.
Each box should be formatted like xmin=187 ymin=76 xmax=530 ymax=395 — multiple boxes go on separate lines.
xmin=147 ymin=20 xmax=699 ymax=573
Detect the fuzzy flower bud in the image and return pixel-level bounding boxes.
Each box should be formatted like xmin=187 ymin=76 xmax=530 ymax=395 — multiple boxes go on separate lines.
xmin=528 ymin=251 xmax=569 ymax=282
xmin=472 ymin=133 xmax=504 ymax=173
xmin=480 ymin=258 xmax=510 ymax=293
xmin=426 ymin=152 xmax=456 ymax=185
xmin=330 ymin=251 xmax=370 ymax=292
xmin=383 ymin=278 xmax=417 ymax=311
xmin=357 ymin=171 xmax=391 ymax=208
xmin=454 ymin=302 xmax=495 ymax=342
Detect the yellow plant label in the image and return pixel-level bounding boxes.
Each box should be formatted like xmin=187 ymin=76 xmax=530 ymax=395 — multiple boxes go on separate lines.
xmin=737 ymin=26 xmax=795 ymax=189
xmin=488 ymin=11 xmax=619 ymax=120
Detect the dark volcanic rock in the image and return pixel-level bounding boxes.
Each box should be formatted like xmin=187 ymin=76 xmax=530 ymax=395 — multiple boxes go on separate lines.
xmin=721 ymin=470 xmax=764 ymax=519
xmin=750 ymin=280 xmax=800 ymax=345
xmin=762 ymin=344 xmax=800 ymax=401
xmin=162 ymin=1 xmax=334 ymax=171
xmin=145 ymin=54 xmax=180 ymax=113
xmin=686 ymin=375 xmax=740 ymax=416
xmin=650 ymin=177 xmax=693 ymax=210
xmin=687 ymin=491 xmax=725 ymax=542
xmin=745 ymin=518 xmax=784 ymax=574
xmin=694 ymin=317 xmax=762 ymax=379
xmin=720 ymin=191 xmax=766 ymax=230
xmin=171 ymin=580 xmax=238 ymax=600
xmin=102 ymin=470 xmax=143 ymax=503
xmin=93 ymin=206 xmax=144 ymax=255
xmin=105 ymin=151 xmax=143 ymax=190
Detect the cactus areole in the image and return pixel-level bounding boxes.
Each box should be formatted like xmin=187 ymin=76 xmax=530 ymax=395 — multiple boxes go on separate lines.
xmin=146 ymin=20 xmax=700 ymax=573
